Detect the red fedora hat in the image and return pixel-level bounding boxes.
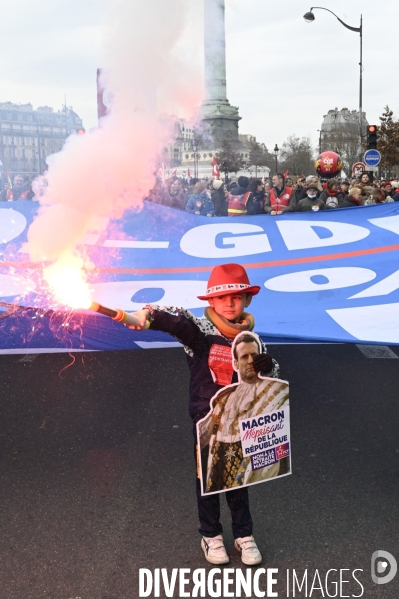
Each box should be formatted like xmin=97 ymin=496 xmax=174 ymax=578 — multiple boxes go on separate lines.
xmin=197 ymin=263 xmax=261 ymax=300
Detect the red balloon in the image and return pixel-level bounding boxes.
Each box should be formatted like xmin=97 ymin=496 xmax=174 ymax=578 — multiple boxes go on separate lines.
xmin=315 ymin=151 xmax=343 ymax=179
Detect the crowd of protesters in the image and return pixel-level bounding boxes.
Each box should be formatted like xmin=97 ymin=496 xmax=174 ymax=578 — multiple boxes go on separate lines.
xmin=2 ymin=171 xmax=399 ymax=214
xmin=146 ymin=171 xmax=399 ymax=216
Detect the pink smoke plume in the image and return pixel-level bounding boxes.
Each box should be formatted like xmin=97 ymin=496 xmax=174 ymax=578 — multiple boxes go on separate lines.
xmin=24 ymin=0 xmax=203 ymax=307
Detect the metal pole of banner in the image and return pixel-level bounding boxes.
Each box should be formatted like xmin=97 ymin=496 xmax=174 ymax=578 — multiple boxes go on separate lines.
xmin=359 ymin=15 xmax=363 ymax=158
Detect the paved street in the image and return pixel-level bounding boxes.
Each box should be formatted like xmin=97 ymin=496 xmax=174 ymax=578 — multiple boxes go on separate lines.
xmin=0 ymin=343 xmax=398 ymax=598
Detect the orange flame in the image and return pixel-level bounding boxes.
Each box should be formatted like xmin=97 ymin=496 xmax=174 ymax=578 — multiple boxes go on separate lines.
xmin=44 ymin=253 xmax=92 ymax=310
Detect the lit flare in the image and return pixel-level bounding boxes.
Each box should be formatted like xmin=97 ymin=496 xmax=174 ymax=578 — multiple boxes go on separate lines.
xmin=44 ymin=253 xmax=92 ymax=309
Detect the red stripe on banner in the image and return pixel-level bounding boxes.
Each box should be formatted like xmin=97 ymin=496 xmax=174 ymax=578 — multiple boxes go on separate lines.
xmin=96 ymin=243 xmax=399 ymax=274
xmin=2 ymin=243 xmax=399 ymax=275
xmin=0 ymin=262 xmax=43 ymax=269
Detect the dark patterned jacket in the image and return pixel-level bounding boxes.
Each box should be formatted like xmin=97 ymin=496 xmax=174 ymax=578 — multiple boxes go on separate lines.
xmin=145 ymin=305 xmax=280 ymax=423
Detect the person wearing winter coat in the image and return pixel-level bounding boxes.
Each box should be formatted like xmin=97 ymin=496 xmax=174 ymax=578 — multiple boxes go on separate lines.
xmin=248 ymin=179 xmax=266 ymax=215
xmin=339 ymin=181 xmax=349 ymax=198
xmin=358 ymin=173 xmax=373 ymax=202
xmin=296 ymin=182 xmax=326 ymax=212
xmin=382 ymin=182 xmax=395 ymax=199
xmin=295 ymin=175 xmax=322 ymax=203
xmin=186 ymin=182 xmax=215 ymax=216
xmin=125 ymin=263 xmax=280 ymax=566
xmin=318 ymin=179 xmax=343 ymax=209
xmin=210 ymin=179 xmax=227 ymax=216
xmin=167 ymin=177 xmax=188 ymax=210
xmin=340 ymin=186 xmax=363 ymax=208
xmin=264 ymin=173 xmax=296 ymax=214
xmin=364 ymin=188 xmax=394 ymax=205
xmin=227 ymin=176 xmax=257 ymax=216
xmin=390 ymin=181 xmax=399 ymax=201
xmin=294 ymin=177 xmax=306 ymax=204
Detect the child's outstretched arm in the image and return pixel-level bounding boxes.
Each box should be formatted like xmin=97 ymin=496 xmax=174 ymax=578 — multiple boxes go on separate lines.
xmin=125 ymin=305 xmax=207 ymax=353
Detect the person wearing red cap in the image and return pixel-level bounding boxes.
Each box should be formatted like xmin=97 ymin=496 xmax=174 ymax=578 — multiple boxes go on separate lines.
xmin=382 ymin=182 xmax=395 ymax=200
xmin=127 ymin=263 xmax=279 ymax=566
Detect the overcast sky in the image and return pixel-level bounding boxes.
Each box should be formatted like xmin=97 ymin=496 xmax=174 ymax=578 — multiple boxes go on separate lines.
xmin=1 ymin=0 xmax=398 ymax=152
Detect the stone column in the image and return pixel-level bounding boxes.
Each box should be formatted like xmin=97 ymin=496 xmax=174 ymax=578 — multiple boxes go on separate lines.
xmin=200 ymin=0 xmax=241 ymax=148
xmin=204 ymin=0 xmax=228 ymax=103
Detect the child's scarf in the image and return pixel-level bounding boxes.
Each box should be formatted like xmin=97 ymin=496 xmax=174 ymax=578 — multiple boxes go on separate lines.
xmin=204 ymin=307 xmax=255 ymax=339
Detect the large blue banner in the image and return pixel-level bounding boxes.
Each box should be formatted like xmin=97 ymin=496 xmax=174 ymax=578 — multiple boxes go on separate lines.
xmin=1 ymin=200 xmax=399 ymax=352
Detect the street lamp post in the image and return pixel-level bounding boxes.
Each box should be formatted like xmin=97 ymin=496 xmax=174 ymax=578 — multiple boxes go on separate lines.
xmin=273 ymin=144 xmax=279 ymax=173
xmin=317 ymin=129 xmax=322 ymax=154
xmin=304 ymin=7 xmax=363 ymax=158
xmin=36 ymin=127 xmax=42 ymax=175
xmin=192 ymin=139 xmax=198 ymax=179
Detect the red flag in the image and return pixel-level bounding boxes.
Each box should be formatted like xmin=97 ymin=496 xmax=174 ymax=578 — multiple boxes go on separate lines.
xmin=212 ymin=157 xmax=221 ymax=180
xmin=187 ymin=167 xmax=191 ymax=178
xmin=165 ymin=168 xmax=177 ymax=186
xmin=157 ymin=163 xmax=165 ymax=181
xmin=283 ymin=170 xmax=289 ymax=177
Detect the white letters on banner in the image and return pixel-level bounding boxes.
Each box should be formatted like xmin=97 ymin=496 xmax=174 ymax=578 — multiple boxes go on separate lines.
xmin=368 ymin=214 xmax=399 ymax=235
xmin=276 ymin=220 xmax=370 ymax=251
xmin=326 ymin=303 xmax=399 ymax=343
xmin=264 ymin=267 xmax=376 ymax=293
xmin=91 ymin=280 xmax=207 ymax=311
xmin=0 ymin=208 xmax=27 ymax=244
xmin=4 ymin=205 xmax=399 ymax=345
xmin=350 ymin=270 xmax=399 ymax=299
xmin=180 ymin=224 xmax=271 ymax=258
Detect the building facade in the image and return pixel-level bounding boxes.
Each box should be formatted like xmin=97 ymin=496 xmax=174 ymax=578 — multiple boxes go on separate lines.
xmin=164 ymin=123 xmax=267 ymax=179
xmin=0 ymin=102 xmax=84 ymax=178
xmin=161 ymin=118 xmax=195 ymax=167
xmin=320 ymin=107 xmax=367 ymax=151
xmin=319 ymin=108 xmax=368 ymax=173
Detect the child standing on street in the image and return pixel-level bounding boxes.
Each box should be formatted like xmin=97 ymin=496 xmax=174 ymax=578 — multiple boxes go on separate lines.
xmin=127 ymin=263 xmax=279 ymax=565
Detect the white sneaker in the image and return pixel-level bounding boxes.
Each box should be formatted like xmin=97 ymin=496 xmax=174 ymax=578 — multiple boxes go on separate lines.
xmin=234 ymin=535 xmax=262 ymax=565
xmin=201 ymin=535 xmax=229 ymax=565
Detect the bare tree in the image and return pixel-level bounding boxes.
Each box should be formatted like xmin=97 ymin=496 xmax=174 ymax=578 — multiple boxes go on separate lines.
xmin=216 ymin=140 xmax=245 ymax=179
xmin=279 ymin=135 xmax=315 ymax=176
xmin=378 ymin=105 xmax=399 ymax=178
xmin=248 ymin=141 xmax=274 ymax=177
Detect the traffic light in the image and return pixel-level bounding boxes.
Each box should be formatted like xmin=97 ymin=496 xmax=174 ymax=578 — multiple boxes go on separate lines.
xmin=367 ymin=125 xmax=378 ymax=150
xmin=77 ymin=128 xmax=85 ymax=135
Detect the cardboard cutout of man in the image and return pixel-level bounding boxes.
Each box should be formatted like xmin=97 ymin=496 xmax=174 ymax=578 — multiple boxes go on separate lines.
xmin=197 ymin=331 xmax=290 ymax=495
